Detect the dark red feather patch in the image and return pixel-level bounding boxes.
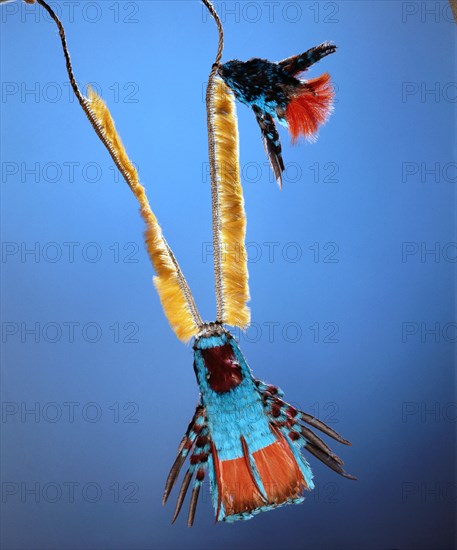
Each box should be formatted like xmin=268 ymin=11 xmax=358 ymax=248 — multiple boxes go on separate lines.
xmin=201 ymin=343 xmax=243 ymax=393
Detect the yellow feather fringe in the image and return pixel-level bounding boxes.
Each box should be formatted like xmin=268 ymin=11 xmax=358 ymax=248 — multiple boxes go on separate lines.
xmin=213 ymin=78 xmax=250 ymax=328
xmin=85 ymin=87 xmax=200 ymax=342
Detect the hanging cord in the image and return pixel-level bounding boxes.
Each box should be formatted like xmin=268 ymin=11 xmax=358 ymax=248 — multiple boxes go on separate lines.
xmin=201 ymin=0 xmax=225 ymax=323
xmin=35 ymin=0 xmax=203 ymax=330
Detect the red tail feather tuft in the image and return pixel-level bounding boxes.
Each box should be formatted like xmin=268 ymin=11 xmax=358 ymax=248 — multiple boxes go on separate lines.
xmin=218 ymin=456 xmax=266 ymax=517
xmin=253 ymin=427 xmax=307 ymax=503
xmin=212 ymin=429 xmax=308 ymax=520
xmin=285 ymin=73 xmax=334 ymax=142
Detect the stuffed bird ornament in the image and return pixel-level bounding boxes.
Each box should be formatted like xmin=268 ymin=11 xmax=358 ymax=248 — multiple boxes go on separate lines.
xmin=218 ymin=42 xmax=336 ymax=187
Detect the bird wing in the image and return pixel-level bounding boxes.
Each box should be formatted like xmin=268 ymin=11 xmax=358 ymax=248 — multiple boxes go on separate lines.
xmin=279 ymin=42 xmax=336 ymax=76
xmin=253 ymin=106 xmax=285 ymax=189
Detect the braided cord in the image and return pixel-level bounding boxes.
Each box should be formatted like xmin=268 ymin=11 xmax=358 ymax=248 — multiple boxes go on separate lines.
xmin=201 ymin=0 xmax=225 ymax=323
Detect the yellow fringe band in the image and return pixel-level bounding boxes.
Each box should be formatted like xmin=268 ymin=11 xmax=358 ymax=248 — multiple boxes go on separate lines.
xmin=85 ymin=87 xmax=201 ymax=342
xmin=213 ymin=78 xmax=250 ymax=329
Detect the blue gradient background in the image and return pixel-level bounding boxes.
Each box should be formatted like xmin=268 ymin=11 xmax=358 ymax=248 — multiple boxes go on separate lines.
xmin=1 ymin=1 xmax=455 ymax=549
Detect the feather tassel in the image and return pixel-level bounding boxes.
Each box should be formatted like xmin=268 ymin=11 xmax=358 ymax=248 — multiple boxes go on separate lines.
xmin=84 ymin=87 xmax=201 ymax=342
xmin=212 ymin=78 xmax=250 ymax=328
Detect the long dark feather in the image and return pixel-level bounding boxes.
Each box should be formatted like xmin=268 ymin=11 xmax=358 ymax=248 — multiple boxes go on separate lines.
xmin=163 ymin=448 xmax=188 ymax=505
xmin=253 ymin=106 xmax=285 ymax=188
xmin=299 ymin=411 xmax=352 ymax=446
xmin=304 ymin=442 xmax=357 ymax=480
xmin=299 ymin=425 xmax=344 ymax=465
xmin=263 ymin=392 xmax=352 ymax=446
xmin=279 ymin=42 xmax=337 ymax=76
xmin=163 ymin=406 xmax=205 ymax=505
xmin=187 ymin=484 xmax=201 ymax=527
xmin=171 ymin=469 xmax=193 ymax=524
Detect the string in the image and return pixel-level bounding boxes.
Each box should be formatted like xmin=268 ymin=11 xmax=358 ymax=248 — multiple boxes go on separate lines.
xmin=201 ymin=0 xmax=226 ymax=323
